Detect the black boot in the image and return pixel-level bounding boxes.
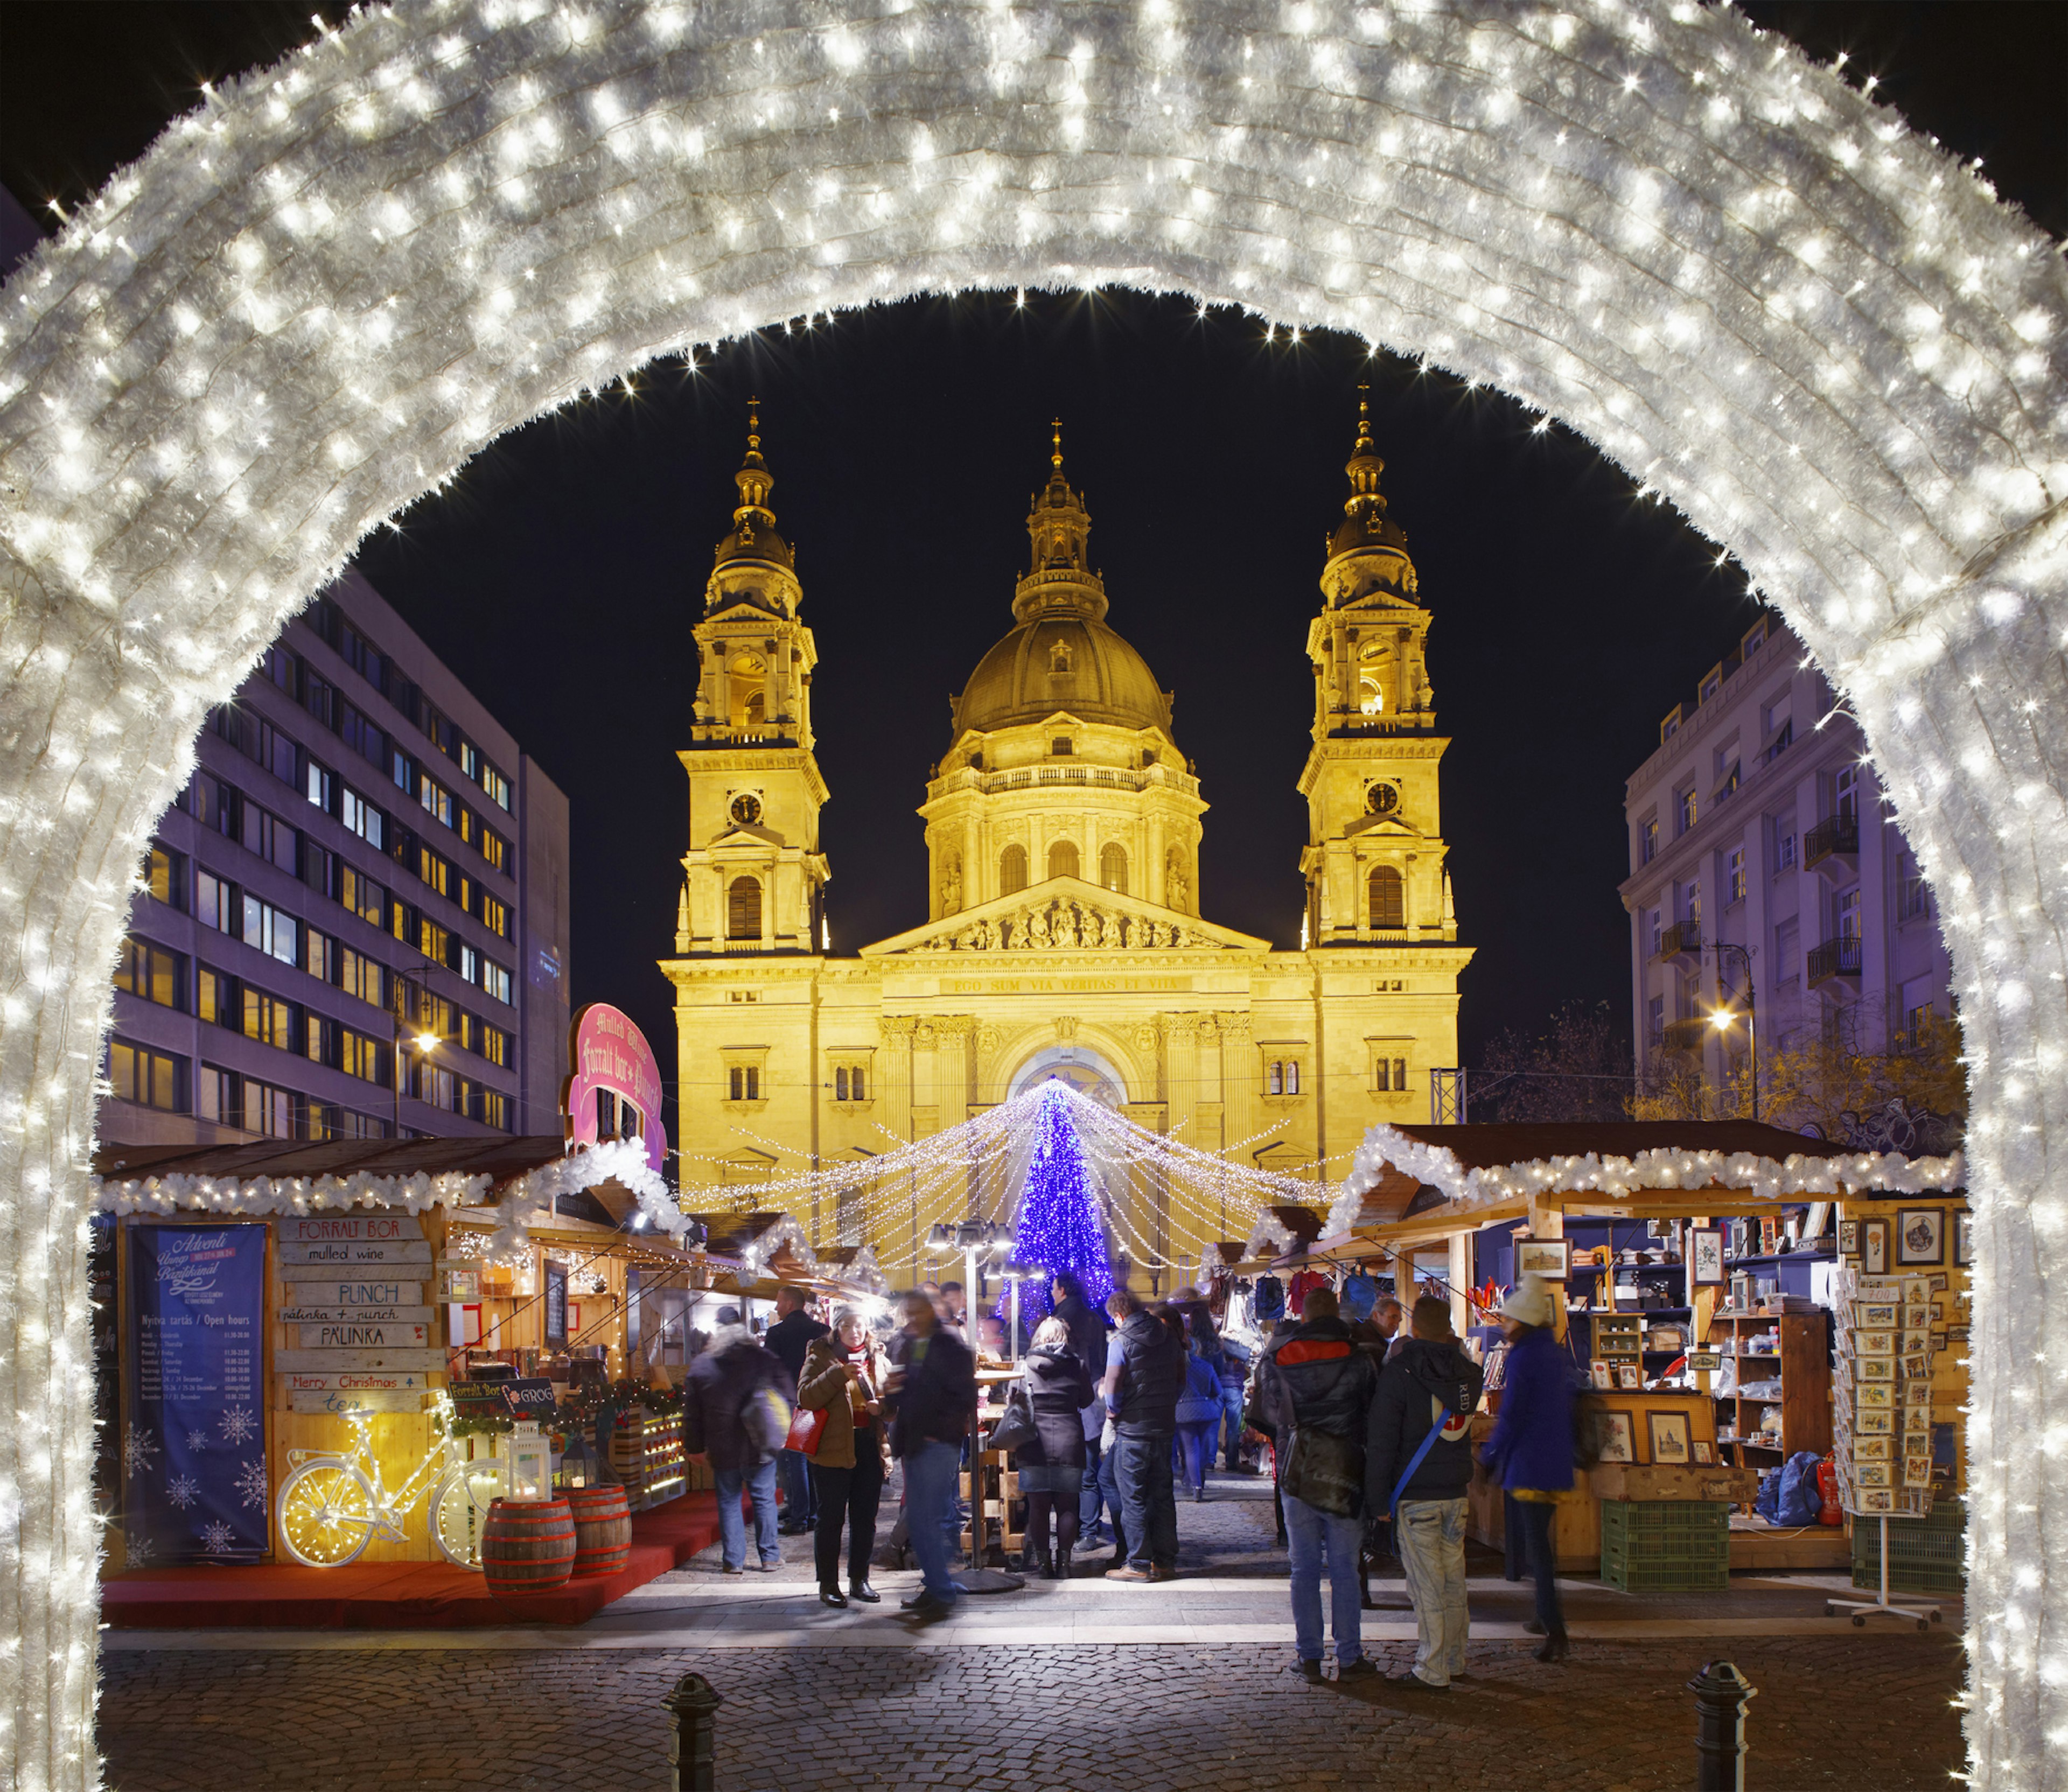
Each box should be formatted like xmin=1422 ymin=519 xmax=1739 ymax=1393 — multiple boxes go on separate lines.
xmin=1035 ymin=1540 xmax=1056 ymax=1579
xmin=1055 ymin=1546 xmax=1072 ymax=1580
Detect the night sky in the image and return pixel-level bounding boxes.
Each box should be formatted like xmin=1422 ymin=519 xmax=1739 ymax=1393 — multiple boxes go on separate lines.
xmin=3 ymin=4 xmax=2060 ymax=1142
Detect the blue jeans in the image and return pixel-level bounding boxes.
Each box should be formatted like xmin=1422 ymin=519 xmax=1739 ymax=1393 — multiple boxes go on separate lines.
xmin=1175 ymin=1422 xmax=1215 ymax=1493
xmin=1098 ymin=1437 xmax=1127 ymax=1558
xmin=714 ymin=1457 xmax=781 ymax=1571
xmin=1284 ymin=1491 xmax=1363 ymax=1664
xmin=1515 ymin=1496 xmax=1566 ymax=1639
xmin=903 ymin=1440 xmax=963 ymax=1602
xmin=1396 ymin=1497 xmax=1470 ymax=1686
xmin=1114 ymin=1431 xmax=1177 ymax=1572
xmin=778 ymin=1447 xmax=818 ymax=1529
xmin=1079 ymin=1432 xmax=1106 ymax=1538
xmin=1217 ymin=1383 xmax=1245 ymax=1468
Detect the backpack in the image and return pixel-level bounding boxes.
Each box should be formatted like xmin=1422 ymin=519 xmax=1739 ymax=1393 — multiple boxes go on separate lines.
xmin=742 ymin=1368 xmax=794 ymax=1462
xmin=1251 ymin=1276 xmax=1285 ymax=1323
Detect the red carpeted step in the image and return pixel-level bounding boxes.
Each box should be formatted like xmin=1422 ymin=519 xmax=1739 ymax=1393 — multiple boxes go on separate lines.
xmin=100 ymin=1490 xmax=731 ymax=1629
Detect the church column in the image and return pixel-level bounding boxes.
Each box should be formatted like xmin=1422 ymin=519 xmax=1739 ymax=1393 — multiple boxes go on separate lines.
xmin=1148 ymin=813 xmax=1166 ymax=908
xmin=1220 ymin=1013 xmax=1255 ymax=1175
xmin=1403 ymin=850 xmax=1419 ymax=936
xmin=879 ymin=1017 xmax=917 ymax=1266
xmin=1163 ymin=1016 xmax=1200 ymax=1265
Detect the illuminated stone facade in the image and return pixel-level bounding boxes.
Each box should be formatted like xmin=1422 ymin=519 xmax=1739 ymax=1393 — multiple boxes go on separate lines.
xmin=662 ymin=405 xmax=1471 ymax=1263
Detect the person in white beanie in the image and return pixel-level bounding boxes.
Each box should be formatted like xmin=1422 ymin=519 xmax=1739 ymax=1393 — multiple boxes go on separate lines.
xmin=1479 ymin=1273 xmax=1574 ymax=1661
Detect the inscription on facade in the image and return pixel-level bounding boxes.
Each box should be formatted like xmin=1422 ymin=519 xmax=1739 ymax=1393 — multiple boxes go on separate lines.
xmin=939 ymin=976 xmax=1194 ymax=995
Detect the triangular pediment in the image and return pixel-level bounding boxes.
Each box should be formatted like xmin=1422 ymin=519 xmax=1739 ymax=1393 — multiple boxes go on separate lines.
xmin=859 ymin=875 xmax=1269 ymax=957
xmin=1346 ymin=813 xmax=1424 ymax=841
xmin=708 ymin=821 xmax=783 ymax=848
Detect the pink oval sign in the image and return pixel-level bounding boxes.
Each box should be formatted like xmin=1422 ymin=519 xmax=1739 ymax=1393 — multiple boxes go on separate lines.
xmin=561 ymin=1003 xmax=668 ymax=1175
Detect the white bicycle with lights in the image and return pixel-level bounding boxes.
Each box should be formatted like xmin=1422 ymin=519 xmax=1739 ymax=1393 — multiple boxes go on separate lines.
xmin=275 ymin=1416 xmax=506 ymax=1569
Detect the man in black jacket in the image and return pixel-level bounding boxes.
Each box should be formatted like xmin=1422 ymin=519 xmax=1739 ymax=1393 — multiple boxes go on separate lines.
xmin=883 ymin=1290 xmax=977 ymax=1619
xmin=1251 ymin=1287 xmax=1380 ymax=1680
xmin=1364 ymin=1295 xmax=1486 ymax=1691
xmin=765 ymin=1286 xmax=829 ymax=1534
xmin=1102 ymin=1289 xmax=1184 ymax=1582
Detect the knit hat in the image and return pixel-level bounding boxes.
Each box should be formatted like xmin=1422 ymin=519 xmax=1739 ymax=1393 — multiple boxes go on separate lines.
xmin=1501 ymin=1275 xmax=1556 ymax=1329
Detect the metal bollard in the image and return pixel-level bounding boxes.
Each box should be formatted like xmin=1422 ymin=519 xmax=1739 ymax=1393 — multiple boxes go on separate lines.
xmin=664 ymin=1671 xmax=724 ymax=1791
xmin=1688 ymin=1660 xmax=1757 ymax=1791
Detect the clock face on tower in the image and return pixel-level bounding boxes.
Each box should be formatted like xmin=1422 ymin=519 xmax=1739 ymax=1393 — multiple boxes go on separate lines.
xmin=730 ymin=794 xmax=763 ymax=826
xmin=1366 ymin=782 xmax=1400 ymax=817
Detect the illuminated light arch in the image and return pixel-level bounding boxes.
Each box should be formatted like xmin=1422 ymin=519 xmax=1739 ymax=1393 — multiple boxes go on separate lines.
xmin=0 ymin=1 xmax=2061 ymax=1783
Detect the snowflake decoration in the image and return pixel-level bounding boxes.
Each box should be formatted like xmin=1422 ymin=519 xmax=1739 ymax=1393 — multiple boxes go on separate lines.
xmin=123 ymin=1530 xmax=155 ymax=1569
xmin=235 ymin=1459 xmax=268 ymax=1511
xmin=166 ymin=1473 xmax=199 ymax=1510
xmin=123 ymin=1429 xmax=158 ymax=1479
xmin=187 ymin=1428 xmax=211 ymax=1453
xmin=199 ymin=1521 xmax=237 ymax=1557
xmin=218 ymin=1408 xmax=257 ymax=1446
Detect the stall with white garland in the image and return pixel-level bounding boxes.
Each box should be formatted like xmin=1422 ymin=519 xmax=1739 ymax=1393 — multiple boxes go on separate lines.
xmin=92 ymin=1135 xmax=687 ymax=1570
xmin=1 ymin=0 xmax=2063 ymax=1781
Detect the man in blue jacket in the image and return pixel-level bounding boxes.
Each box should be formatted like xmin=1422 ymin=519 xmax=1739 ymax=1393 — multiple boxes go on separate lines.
xmin=1102 ymin=1289 xmax=1184 ymax=1582
xmin=1479 ymin=1275 xmax=1575 ymax=1662
xmin=1365 ymin=1296 xmax=1486 ymax=1691
xmin=883 ymin=1290 xmax=979 ymax=1621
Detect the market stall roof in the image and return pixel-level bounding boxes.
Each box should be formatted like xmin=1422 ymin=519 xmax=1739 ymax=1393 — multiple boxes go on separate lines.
xmin=1311 ymin=1119 xmax=1964 ymax=1259
xmin=90 ymin=1135 xmax=674 ymax=1251
xmin=808 ymin=1244 xmax=892 ymax=1299
xmin=680 ymin=1212 xmax=816 ymax=1276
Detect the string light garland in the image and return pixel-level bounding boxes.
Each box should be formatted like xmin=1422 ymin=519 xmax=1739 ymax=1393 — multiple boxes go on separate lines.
xmin=0 ymin=2 xmax=2060 ymax=1786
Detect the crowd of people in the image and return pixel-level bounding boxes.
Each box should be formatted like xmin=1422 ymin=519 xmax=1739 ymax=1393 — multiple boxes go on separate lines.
xmin=677 ymin=1267 xmax=1575 ymax=1670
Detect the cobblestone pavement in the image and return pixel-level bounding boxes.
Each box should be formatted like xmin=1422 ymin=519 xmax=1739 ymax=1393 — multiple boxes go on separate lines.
xmin=99 ymin=1634 xmax=1965 ymax=1791
xmin=99 ymin=1467 xmax=1970 ymax=1789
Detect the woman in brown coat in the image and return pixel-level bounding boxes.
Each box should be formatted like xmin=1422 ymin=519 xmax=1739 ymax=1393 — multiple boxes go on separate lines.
xmin=797 ymin=1306 xmax=891 ymax=1607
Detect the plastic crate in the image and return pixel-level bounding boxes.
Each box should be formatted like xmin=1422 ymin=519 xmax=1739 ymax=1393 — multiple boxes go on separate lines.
xmin=1852 ymin=1501 xmax=1966 ymax=1594
xmin=1599 ymin=1500 xmax=1731 ymax=1592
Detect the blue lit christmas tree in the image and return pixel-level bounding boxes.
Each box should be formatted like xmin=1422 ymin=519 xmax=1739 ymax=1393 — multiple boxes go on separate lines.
xmin=1010 ymin=1082 xmax=1115 ymax=1324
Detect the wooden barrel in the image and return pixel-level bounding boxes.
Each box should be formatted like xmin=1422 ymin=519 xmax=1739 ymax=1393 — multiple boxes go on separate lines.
xmin=482 ymin=1498 xmax=576 ymax=1600
xmin=568 ymin=1483 xmax=633 ymax=1578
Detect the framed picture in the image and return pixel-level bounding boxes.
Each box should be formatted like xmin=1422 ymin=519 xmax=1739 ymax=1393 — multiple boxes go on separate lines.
xmin=1589 ymin=1360 xmax=1613 ymax=1391
xmin=1688 ymin=1227 xmax=1727 ymax=1287
xmin=1617 ymin=1363 xmax=1643 ymax=1391
xmin=1956 ymin=1212 xmax=1973 ymax=1268
xmin=1862 ymin=1218 xmax=1890 ymax=1277
xmin=1692 ymin=1440 xmax=1715 ymax=1465
xmin=1759 ymin=1216 xmax=1779 ymax=1257
xmin=1927 ymin=1272 xmax=1949 ymax=1294
xmin=1896 ymin=1208 xmax=1945 ymax=1266
xmin=1647 ymin=1410 xmax=1692 ymax=1465
xmin=543 ymin=1259 xmax=569 ymax=1348
xmin=1839 ymin=1219 xmax=1861 ymax=1259
xmin=1597 ymin=1411 xmax=1635 ymax=1464
xmin=1514 ymin=1237 xmax=1571 ymax=1282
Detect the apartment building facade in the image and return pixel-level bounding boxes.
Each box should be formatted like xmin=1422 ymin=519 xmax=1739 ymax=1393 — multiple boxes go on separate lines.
xmin=102 ymin=569 xmax=571 ymax=1147
xmin=1620 ymin=613 xmax=1953 ymax=1100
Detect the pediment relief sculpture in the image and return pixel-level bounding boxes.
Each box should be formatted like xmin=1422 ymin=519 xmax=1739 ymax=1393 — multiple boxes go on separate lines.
xmin=945 ymin=893 xmax=1215 ymax=952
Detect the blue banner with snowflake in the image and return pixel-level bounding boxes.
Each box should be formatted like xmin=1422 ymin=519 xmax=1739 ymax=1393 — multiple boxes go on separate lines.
xmin=123 ymin=1224 xmax=269 ymax=1565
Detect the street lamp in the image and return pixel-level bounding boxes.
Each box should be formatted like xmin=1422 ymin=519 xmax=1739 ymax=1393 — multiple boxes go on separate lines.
xmin=1705 ymin=942 xmax=1758 ymax=1122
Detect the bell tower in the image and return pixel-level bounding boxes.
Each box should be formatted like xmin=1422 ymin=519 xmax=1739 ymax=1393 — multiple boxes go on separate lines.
xmin=1297 ymin=390 xmax=1458 ymax=947
xmin=674 ymin=401 xmax=829 ymax=956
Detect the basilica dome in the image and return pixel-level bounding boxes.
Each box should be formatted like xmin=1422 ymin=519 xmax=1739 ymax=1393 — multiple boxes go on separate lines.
xmin=950 ymin=426 xmax=1175 ymax=746
xmin=953 ymin=614 xmax=1173 ymax=741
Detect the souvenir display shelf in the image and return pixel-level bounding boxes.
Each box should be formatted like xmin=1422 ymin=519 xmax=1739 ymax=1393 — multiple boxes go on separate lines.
xmin=1706 ymin=1310 xmax=1832 ymax=1469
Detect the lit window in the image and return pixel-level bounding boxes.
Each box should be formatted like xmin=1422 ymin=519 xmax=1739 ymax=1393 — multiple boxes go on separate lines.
xmin=1728 ymin=848 xmax=1747 ymax=904
xmin=108 ymin=1039 xmax=182 ymax=1112
xmin=113 ymin=938 xmax=182 ymax=1010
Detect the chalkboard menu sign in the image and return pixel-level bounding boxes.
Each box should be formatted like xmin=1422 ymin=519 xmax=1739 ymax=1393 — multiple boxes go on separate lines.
xmin=124 ymin=1224 xmax=269 ymax=1564
xmin=504 ymin=1377 xmax=559 ymax=1420
xmin=544 ymin=1261 xmax=569 ymax=1348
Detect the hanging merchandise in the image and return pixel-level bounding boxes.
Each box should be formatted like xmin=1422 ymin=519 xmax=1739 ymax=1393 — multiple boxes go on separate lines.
xmin=1288 ymin=1269 xmax=1331 ymax=1315
xmin=1252 ymin=1276 xmax=1286 ymax=1325
xmin=1339 ymin=1271 xmax=1379 ymax=1325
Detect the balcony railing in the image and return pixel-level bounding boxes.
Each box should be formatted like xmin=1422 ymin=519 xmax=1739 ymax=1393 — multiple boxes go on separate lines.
xmin=1804 ymin=814 xmax=1860 ymax=869
xmin=1654 ymin=920 xmax=1702 ymax=961
xmin=1660 ymin=1019 xmax=1710 ymax=1053
xmin=1807 ymin=934 xmax=1863 ymax=987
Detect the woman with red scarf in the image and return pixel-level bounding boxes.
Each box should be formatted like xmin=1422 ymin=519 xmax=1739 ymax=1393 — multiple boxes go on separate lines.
xmin=798 ymin=1306 xmax=892 ymax=1607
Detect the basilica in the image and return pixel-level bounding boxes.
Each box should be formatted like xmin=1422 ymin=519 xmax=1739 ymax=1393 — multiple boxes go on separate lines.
xmin=661 ymin=399 xmax=1472 ymax=1261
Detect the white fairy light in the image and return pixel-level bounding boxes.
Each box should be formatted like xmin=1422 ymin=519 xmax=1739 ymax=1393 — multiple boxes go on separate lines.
xmin=0 ymin=1 xmax=2062 ymax=1783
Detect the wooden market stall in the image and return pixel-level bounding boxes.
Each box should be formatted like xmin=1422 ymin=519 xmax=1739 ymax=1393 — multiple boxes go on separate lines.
xmin=92 ymin=1134 xmax=685 ymax=1571
xmin=1300 ymin=1121 xmax=1964 ymax=1578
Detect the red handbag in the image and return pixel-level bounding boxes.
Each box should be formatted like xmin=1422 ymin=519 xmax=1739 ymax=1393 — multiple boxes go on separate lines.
xmin=786 ymin=1401 xmax=829 ymax=1456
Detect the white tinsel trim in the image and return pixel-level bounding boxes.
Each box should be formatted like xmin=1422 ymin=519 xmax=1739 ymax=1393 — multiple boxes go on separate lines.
xmin=93 ymin=1168 xmax=490 ymax=1219
xmin=1244 ymin=1212 xmax=1296 ymax=1262
xmin=1343 ymin=1125 xmax=1965 ymax=1211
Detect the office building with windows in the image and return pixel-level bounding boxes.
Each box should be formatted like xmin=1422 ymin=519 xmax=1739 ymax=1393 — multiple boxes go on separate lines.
xmin=1619 ymin=613 xmax=1953 ymax=1100
xmin=103 ymin=569 xmax=571 ymax=1147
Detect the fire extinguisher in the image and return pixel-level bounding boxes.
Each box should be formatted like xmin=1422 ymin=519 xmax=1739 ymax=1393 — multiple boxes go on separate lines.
xmin=1817 ymin=1457 xmax=1843 ymax=1526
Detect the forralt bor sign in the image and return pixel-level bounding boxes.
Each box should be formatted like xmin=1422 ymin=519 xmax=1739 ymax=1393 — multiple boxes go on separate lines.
xmin=562 ymin=1002 xmax=667 ymax=1175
